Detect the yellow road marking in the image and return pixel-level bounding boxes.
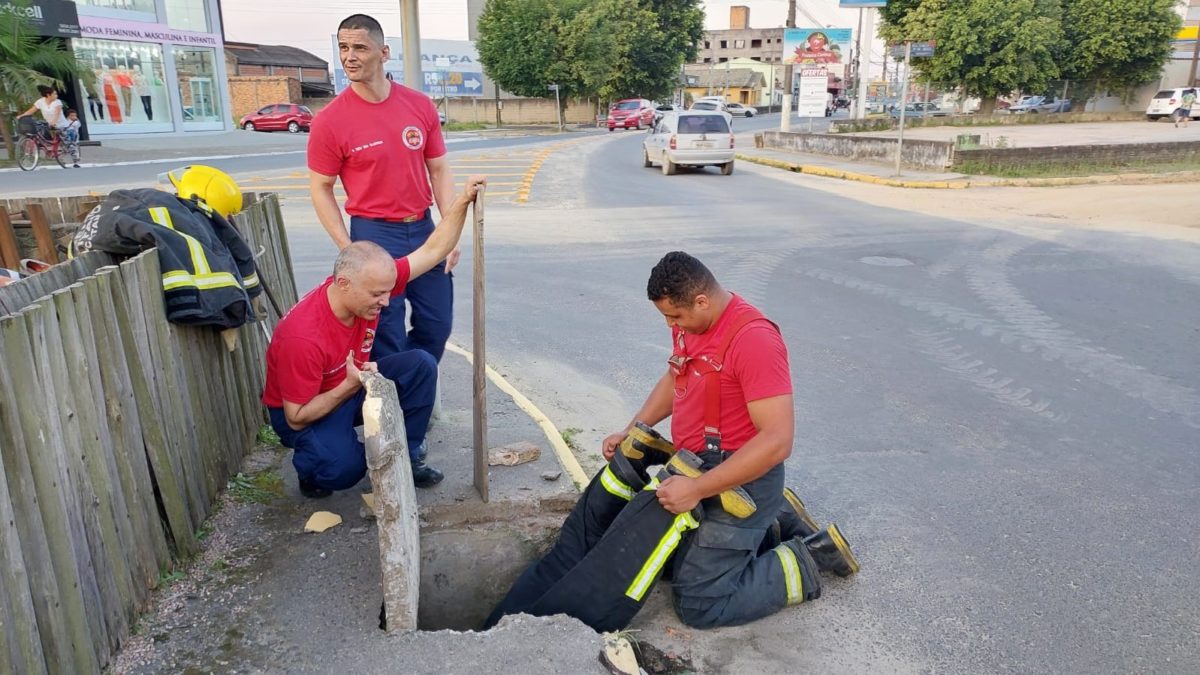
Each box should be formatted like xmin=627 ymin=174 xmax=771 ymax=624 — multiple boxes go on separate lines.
xmin=444 ymin=342 xmax=588 ymax=490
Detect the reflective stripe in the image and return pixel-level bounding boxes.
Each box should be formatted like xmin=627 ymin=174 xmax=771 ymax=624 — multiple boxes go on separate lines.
xmin=242 ymin=272 xmax=260 ymax=288
xmin=774 ymin=544 xmax=804 ymax=605
xmin=149 ymin=206 xmax=251 ymax=293
xmin=600 ymin=465 xmax=635 ymax=501
xmin=643 ymin=475 xmax=661 ymax=491
xmin=625 ymin=511 xmax=699 ymax=601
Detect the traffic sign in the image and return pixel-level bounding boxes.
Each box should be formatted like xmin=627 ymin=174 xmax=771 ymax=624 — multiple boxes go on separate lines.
xmin=891 ymin=41 xmax=935 ymax=58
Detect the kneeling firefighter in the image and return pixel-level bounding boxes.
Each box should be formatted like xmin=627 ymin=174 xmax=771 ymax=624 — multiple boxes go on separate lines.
xmin=71 ymin=165 xmax=264 ymax=328
xmin=486 ymin=252 xmax=860 ymax=632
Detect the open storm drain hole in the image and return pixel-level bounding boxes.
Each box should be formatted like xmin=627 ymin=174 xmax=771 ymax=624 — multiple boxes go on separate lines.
xmin=859 ymin=255 xmax=914 ymax=267
xmin=376 ymin=500 xmax=572 ymax=632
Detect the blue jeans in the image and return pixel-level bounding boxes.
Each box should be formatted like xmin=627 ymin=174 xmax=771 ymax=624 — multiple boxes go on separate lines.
xmin=268 ymin=349 xmax=438 ymax=491
xmin=350 ymin=213 xmax=453 ymax=362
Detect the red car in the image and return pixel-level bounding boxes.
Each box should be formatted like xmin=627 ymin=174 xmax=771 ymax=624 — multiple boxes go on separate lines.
xmin=607 ymin=98 xmax=655 ymax=131
xmin=240 ymin=103 xmax=313 ymax=133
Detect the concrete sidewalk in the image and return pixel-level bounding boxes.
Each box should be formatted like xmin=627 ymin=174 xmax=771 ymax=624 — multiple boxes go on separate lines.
xmin=109 ymin=342 xmax=615 ymax=674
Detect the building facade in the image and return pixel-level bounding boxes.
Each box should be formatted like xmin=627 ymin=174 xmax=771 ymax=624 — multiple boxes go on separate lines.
xmin=68 ymin=0 xmax=233 ymax=136
xmin=693 ymin=6 xmax=784 ymax=65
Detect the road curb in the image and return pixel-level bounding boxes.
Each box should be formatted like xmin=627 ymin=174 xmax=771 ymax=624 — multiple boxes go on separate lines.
xmin=444 ymin=342 xmax=589 ymax=491
xmin=736 ymin=153 xmax=969 ymax=189
xmin=737 ymin=153 xmax=1200 ymax=189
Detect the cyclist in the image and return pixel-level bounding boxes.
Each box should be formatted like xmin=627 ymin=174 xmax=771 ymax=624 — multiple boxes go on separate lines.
xmin=16 ymin=85 xmax=69 ymax=139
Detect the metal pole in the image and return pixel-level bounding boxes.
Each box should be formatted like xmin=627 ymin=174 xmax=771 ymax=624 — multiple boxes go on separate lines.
xmin=782 ymin=0 xmax=796 ymax=126
xmin=895 ymin=41 xmax=912 ymax=177
xmin=400 ymin=0 xmax=422 ymax=90
xmin=856 ymin=8 xmax=874 ymax=119
xmin=494 ymin=82 xmax=501 ymax=128
xmin=923 ymin=81 xmax=930 ymax=118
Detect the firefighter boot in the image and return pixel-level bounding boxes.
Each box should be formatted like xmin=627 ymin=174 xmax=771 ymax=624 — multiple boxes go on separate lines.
xmin=802 ymin=524 xmax=860 ymax=577
xmin=656 ymin=448 xmax=757 ymax=518
xmin=619 ymin=422 xmax=676 ymax=471
xmin=777 ymin=486 xmax=820 ymax=540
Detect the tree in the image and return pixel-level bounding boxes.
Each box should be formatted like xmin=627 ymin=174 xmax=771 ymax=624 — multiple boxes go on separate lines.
xmin=881 ymin=0 xmax=1063 ymax=115
xmin=0 ymin=2 xmax=89 ymax=160
xmin=477 ymin=0 xmax=705 ymax=113
xmin=1062 ymin=0 xmax=1181 ymax=100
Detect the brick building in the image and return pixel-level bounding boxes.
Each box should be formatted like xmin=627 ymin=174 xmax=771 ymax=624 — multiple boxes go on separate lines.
xmin=693 ymin=6 xmax=784 ymax=65
xmin=223 ymin=42 xmax=333 ymax=119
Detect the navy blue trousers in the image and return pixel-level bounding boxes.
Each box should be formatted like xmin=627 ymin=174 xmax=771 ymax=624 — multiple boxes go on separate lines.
xmin=350 ymin=213 xmax=453 ymax=362
xmin=268 ymin=350 xmax=437 ymax=491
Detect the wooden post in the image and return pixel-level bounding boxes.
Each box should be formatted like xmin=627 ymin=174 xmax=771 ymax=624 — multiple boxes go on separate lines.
xmin=0 ymin=209 xmax=20 ymax=270
xmin=25 ymin=203 xmax=59 ymax=264
xmin=472 ymin=187 xmax=488 ymax=502
xmin=361 ymin=372 xmax=420 ymax=632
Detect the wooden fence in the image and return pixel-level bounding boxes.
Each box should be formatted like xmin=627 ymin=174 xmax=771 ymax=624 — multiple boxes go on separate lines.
xmin=0 ymin=193 xmax=296 ymax=674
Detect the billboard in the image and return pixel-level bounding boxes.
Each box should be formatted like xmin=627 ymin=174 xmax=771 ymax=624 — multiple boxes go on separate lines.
xmin=332 ymin=37 xmax=484 ymax=97
xmin=1 ymin=0 xmax=79 ymax=38
xmin=782 ymin=28 xmax=852 ymax=79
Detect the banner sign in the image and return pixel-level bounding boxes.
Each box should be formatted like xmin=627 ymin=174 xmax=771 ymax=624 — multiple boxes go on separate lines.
xmin=782 ymin=28 xmax=852 ymax=79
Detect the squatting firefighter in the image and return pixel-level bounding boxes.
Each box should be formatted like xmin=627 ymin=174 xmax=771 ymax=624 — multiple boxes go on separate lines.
xmin=486 ymin=251 xmax=859 ymax=631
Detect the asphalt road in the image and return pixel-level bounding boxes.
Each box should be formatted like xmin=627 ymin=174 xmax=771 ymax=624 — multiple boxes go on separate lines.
xmin=437 ymin=122 xmax=1200 ymax=673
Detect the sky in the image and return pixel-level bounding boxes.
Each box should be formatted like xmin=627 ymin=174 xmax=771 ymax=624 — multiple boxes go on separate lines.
xmin=220 ymin=0 xmax=873 ymax=65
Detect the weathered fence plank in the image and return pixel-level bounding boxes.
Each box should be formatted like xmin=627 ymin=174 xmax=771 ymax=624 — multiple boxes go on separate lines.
xmin=0 ymin=449 xmax=48 ymax=675
xmin=93 ymin=267 xmax=172 ymax=587
xmin=117 ymin=253 xmax=198 ymax=557
xmin=50 ymin=286 xmax=133 ymax=652
xmin=3 ymin=308 xmax=101 ymax=673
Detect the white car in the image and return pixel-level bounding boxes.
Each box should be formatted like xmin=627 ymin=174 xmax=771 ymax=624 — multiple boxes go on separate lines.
xmin=642 ymin=110 xmax=735 ymax=176
xmin=1146 ymin=88 xmax=1200 ymax=121
xmin=724 ymin=102 xmax=757 ymax=117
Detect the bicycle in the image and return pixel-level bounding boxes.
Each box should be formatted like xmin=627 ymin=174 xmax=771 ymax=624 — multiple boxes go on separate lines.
xmin=14 ymin=118 xmax=70 ymax=171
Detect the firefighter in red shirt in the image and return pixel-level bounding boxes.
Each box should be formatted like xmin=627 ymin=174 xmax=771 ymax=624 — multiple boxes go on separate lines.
xmin=264 ymin=177 xmax=485 ymax=497
xmin=487 ymin=252 xmax=858 ymax=631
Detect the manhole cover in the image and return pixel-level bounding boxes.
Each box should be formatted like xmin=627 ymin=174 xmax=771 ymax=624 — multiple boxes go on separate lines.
xmin=859 ymin=256 xmax=914 ymax=267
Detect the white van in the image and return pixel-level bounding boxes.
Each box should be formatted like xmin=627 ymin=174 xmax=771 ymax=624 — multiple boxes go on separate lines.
xmin=642 ymin=110 xmax=736 ymax=176
xmin=1145 ymin=88 xmax=1199 ymax=121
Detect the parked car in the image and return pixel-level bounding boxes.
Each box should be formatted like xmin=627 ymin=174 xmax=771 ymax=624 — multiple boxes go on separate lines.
xmin=887 ymin=102 xmax=948 ymax=118
xmin=607 ymin=98 xmax=656 ymax=131
xmin=240 ymin=103 xmax=313 ymax=133
xmin=438 ymin=109 xmax=447 ymax=125
xmin=1007 ymin=96 xmax=1070 ymax=114
xmin=642 ymin=110 xmax=735 ymax=176
xmin=1146 ymin=88 xmax=1200 ymax=121
xmin=724 ymin=102 xmax=757 ymax=117
xmin=653 ymin=103 xmax=675 ymax=125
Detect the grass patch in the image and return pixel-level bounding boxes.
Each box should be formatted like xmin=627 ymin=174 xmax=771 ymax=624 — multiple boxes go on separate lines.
xmin=256 ymin=424 xmax=281 ymax=446
xmin=561 ymin=427 xmax=584 ymax=451
xmin=228 ymin=470 xmax=284 ymax=504
xmin=956 ymin=158 xmax=1200 ymax=178
xmin=157 ymin=566 xmax=186 ymax=588
xmin=444 ymin=121 xmax=490 ymax=132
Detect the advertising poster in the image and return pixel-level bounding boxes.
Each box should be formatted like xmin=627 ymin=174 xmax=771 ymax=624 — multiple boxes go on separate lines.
xmin=781 ymin=28 xmax=853 ymax=79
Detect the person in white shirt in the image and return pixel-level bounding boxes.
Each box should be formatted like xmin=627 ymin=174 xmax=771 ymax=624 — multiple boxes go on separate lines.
xmin=16 ymin=85 xmax=69 ymax=134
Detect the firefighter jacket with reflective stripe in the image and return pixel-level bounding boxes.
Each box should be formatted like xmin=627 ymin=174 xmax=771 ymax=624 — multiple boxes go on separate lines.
xmin=74 ymin=188 xmax=262 ymax=328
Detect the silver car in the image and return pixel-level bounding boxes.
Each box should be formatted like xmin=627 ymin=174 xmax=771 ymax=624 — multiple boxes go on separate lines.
xmin=642 ymin=111 xmax=736 ymax=176
xmin=724 ymin=102 xmax=757 ymax=117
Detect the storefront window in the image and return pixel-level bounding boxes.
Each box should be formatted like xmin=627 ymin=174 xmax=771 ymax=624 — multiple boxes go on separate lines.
xmin=75 ymin=0 xmax=157 ymax=15
xmin=175 ymin=48 xmax=223 ymax=125
xmin=165 ymin=0 xmax=210 ymax=33
xmin=71 ymin=38 xmax=172 ymax=132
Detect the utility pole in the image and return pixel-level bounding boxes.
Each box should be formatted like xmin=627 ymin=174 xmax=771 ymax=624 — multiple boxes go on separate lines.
xmin=855 ymin=7 xmax=874 ymax=120
xmin=1191 ymin=22 xmax=1200 ymax=86
xmin=895 ymin=41 xmax=912 ymax=177
xmin=780 ymin=0 xmax=797 ymax=131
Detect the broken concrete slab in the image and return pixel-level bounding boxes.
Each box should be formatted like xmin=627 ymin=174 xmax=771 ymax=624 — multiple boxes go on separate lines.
xmin=488 ymin=440 xmax=542 ymax=466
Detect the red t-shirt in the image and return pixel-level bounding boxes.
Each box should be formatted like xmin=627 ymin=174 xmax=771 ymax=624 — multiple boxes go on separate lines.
xmin=262 ymin=258 xmax=411 ymax=408
xmin=669 ymin=295 xmax=792 ymax=452
xmin=307 ymin=82 xmax=447 ymax=220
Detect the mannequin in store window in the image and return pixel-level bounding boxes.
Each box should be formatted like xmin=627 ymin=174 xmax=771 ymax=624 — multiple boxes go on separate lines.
xmin=81 ymin=77 xmax=103 ymax=121
xmin=115 ymin=65 xmax=134 ymax=120
xmin=133 ymin=65 xmax=153 ymax=120
xmin=100 ymin=65 xmax=123 ymax=123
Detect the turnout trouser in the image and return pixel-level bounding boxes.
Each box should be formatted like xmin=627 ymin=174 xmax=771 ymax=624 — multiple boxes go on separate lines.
xmin=486 ymin=449 xmax=820 ymax=632
xmin=350 ymin=213 xmax=453 ymax=362
xmin=268 ymin=350 xmax=437 ymax=491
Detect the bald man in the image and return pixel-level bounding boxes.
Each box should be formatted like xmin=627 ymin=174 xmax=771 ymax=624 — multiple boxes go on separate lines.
xmin=263 ymin=177 xmax=485 ymax=497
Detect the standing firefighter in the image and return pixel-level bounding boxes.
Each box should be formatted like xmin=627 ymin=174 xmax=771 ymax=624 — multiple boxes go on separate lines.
xmin=487 ymin=252 xmax=858 ymax=631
